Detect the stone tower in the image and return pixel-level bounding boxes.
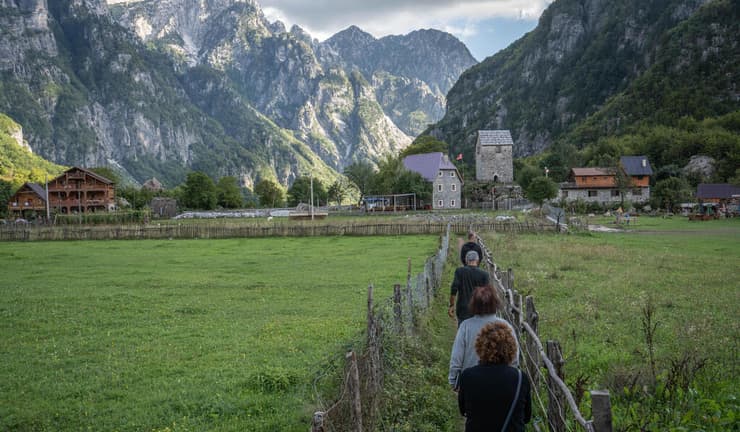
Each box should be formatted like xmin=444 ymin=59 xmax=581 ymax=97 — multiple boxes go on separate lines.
xmin=475 ymin=130 xmax=513 ymax=183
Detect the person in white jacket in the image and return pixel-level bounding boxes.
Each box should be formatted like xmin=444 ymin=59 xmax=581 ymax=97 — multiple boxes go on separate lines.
xmin=449 ymin=284 xmax=519 ymax=390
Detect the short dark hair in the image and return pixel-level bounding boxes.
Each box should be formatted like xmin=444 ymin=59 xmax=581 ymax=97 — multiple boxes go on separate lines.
xmin=468 ymin=285 xmax=501 ymax=315
xmin=475 ymin=321 xmax=518 ymax=365
xmin=467 ymin=231 xmax=476 ymax=240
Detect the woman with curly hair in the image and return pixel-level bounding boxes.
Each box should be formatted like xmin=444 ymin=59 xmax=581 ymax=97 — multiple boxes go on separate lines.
xmin=449 ymin=285 xmax=519 ymax=389
xmin=457 ymin=321 xmax=531 ymax=432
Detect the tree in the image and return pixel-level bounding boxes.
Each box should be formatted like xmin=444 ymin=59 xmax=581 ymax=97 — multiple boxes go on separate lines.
xmin=652 ymin=177 xmax=691 ymax=212
xmin=525 ymin=176 xmax=558 ymax=206
xmin=181 ymin=171 xmax=217 ymax=210
xmin=400 ymin=135 xmax=449 ymax=158
xmin=328 ymin=177 xmax=354 ymax=206
xmin=343 ymin=161 xmax=376 ymax=198
xmin=89 ymin=167 xmax=120 ymax=185
xmin=118 ymin=186 xmax=154 ymax=210
xmin=216 ymin=176 xmax=243 ymax=209
xmin=0 ymin=179 xmax=12 ymax=219
xmin=614 ymin=166 xmax=632 ymax=206
xmin=254 ymin=179 xmax=285 ymax=208
xmin=288 ymin=176 xmax=327 ymax=207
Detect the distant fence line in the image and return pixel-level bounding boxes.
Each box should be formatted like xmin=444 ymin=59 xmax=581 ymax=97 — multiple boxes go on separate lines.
xmin=0 ymin=221 xmax=556 ymax=242
xmin=478 ymin=235 xmax=613 ymax=432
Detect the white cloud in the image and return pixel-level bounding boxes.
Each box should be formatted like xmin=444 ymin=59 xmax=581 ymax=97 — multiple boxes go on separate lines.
xmin=258 ymin=0 xmax=552 ymax=40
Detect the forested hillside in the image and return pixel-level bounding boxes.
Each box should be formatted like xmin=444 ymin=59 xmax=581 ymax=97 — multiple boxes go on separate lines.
xmin=427 ymin=0 xmax=739 ymax=186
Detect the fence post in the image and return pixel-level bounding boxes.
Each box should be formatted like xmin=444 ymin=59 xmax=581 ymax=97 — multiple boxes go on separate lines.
xmin=546 ymin=340 xmax=566 ymax=432
xmin=406 ymin=258 xmax=414 ymax=328
xmin=366 ymin=284 xmax=382 ymax=397
xmin=311 ymin=411 xmax=325 ymax=432
xmin=507 ymin=268 xmax=514 ymax=291
xmin=525 ymin=296 xmax=541 ymax=390
xmin=346 ymin=351 xmax=364 ymax=432
xmin=590 ymin=390 xmax=613 ymax=432
xmin=512 ymin=291 xmax=522 ymax=339
xmin=393 ymin=284 xmax=403 ymax=333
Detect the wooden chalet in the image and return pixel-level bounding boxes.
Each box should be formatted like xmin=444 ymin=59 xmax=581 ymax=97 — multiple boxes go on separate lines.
xmin=7 ymin=182 xmax=48 ymax=219
xmin=48 ymin=167 xmax=116 ymax=214
xmin=7 ymin=167 xmax=116 ymax=220
xmin=558 ymin=156 xmax=653 ymax=205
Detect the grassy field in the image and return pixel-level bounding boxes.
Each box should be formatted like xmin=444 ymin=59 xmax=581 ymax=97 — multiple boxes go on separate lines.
xmin=482 ymin=217 xmax=739 ymax=430
xmin=0 ymin=235 xmax=439 ymax=432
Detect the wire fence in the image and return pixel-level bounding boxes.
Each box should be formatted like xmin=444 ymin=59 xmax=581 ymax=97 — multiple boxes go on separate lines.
xmin=477 ymin=235 xmax=613 ymax=432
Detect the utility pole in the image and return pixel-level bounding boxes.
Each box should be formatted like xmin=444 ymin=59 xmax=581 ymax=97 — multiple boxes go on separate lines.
xmin=45 ymin=174 xmax=50 ymax=222
xmin=310 ymin=173 xmax=314 ymax=221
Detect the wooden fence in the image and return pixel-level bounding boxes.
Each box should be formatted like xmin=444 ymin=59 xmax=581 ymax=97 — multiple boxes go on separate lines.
xmin=312 ymin=225 xmax=614 ymax=432
xmin=311 ymin=224 xmax=451 ymax=431
xmin=478 ymin=236 xmax=613 ymax=432
xmin=0 ymin=221 xmax=555 ymax=242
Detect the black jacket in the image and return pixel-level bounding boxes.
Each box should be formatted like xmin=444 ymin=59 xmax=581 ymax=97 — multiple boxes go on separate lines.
xmin=458 ymin=364 xmax=532 ymax=432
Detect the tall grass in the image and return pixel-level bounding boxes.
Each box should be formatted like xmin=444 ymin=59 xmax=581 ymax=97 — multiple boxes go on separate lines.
xmin=0 ymin=236 xmax=439 ymax=431
xmin=483 ymin=220 xmax=739 ymax=430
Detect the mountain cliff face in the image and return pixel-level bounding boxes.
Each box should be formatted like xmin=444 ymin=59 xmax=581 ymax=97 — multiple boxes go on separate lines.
xmin=111 ymin=0 xmax=476 ymax=166
xmin=0 ymin=0 xmax=339 ymax=188
xmin=0 ymin=0 xmax=476 ymax=188
xmin=427 ymin=0 xmax=713 ymax=160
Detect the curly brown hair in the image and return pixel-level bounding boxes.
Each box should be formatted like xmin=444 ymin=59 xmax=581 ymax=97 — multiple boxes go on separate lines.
xmin=468 ymin=285 xmax=501 ymax=315
xmin=475 ymin=321 xmax=517 ymax=365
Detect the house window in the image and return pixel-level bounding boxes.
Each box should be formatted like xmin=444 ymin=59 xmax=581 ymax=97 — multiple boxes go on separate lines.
xmin=450 ymin=200 xmax=456 ymax=207
xmin=437 ymin=199 xmax=444 ymax=207
xmin=562 ymin=191 xmax=568 ymax=198
xmin=588 ymin=190 xmax=598 ymax=197
xmin=611 ymin=190 xmax=620 ymax=197
xmin=633 ymin=188 xmax=643 ymax=196
xmin=437 ymin=184 xmax=443 ymax=192
xmin=449 ymin=171 xmax=455 ymax=177
xmin=451 ymin=184 xmax=457 ymax=192
xmin=496 ymin=146 xmax=502 ymax=154
xmin=438 ymin=171 xmax=443 ymax=177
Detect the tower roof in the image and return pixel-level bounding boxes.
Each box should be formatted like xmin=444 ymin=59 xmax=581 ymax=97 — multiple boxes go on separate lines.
xmin=477 ymin=130 xmax=513 ymax=146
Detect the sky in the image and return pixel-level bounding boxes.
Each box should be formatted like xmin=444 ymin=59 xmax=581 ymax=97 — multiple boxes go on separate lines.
xmin=258 ymin=0 xmax=550 ymax=61
xmin=107 ymin=0 xmax=551 ymax=61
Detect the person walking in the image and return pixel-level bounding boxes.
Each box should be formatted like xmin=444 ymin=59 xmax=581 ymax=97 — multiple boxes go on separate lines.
xmin=449 ymin=250 xmax=490 ymax=326
xmin=457 ymin=321 xmax=532 ymax=432
xmin=459 ymin=231 xmax=484 ymax=266
xmin=449 ymin=285 xmax=519 ymax=389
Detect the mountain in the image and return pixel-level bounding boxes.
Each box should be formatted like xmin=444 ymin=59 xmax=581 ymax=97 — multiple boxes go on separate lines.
xmin=0 ymin=0 xmax=339 ymax=188
xmin=0 ymin=113 xmax=64 ymax=188
xmin=0 ymin=0 xmax=476 ymax=189
xmin=110 ymin=0 xmax=476 ymax=167
xmin=426 ymin=0 xmax=727 ymax=160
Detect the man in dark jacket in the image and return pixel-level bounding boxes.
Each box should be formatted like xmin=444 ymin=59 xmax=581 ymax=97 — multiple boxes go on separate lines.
xmin=459 ymin=231 xmax=483 ymax=266
xmin=449 ymin=250 xmax=490 ymax=326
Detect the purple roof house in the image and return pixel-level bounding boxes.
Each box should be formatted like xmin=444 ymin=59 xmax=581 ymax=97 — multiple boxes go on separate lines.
xmin=403 ymin=152 xmax=463 ymax=209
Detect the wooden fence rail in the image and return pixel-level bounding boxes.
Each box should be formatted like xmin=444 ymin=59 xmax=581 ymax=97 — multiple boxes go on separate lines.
xmin=477 ymin=234 xmax=613 ymax=432
xmin=0 ymin=221 xmax=555 ymax=242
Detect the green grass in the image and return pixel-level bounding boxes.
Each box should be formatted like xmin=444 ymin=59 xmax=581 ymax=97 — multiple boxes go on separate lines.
xmin=0 ymin=236 xmax=439 ymax=431
xmin=583 ymin=214 xmax=740 ymax=232
xmin=481 ymin=219 xmax=739 ymax=429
